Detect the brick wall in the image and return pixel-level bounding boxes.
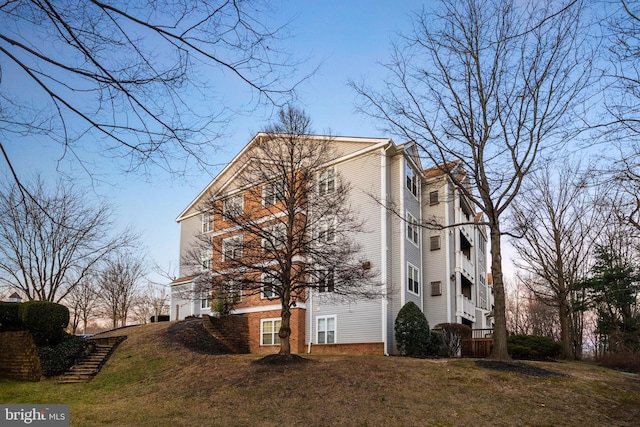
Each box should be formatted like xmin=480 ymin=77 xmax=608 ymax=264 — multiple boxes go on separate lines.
xmin=204 ymin=315 xmax=250 ymax=354
xmin=246 ymin=308 xmax=306 ymax=354
xmin=307 ymin=342 xmax=384 ymax=355
xmin=0 ymin=331 xmax=42 ymax=382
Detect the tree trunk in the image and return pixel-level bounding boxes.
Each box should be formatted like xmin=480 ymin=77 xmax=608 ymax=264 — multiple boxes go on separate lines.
xmin=559 ymin=299 xmax=573 ymax=359
xmin=489 ymin=223 xmax=510 ymax=360
xmin=279 ymin=304 xmax=292 ymax=356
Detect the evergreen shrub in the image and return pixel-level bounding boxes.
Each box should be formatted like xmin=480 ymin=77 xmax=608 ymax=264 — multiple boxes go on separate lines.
xmin=0 ymin=302 xmax=23 ymax=330
xmin=19 ymin=301 xmax=69 ymax=346
xmin=507 ymin=334 xmax=562 ymax=360
xmin=38 ymin=334 xmax=88 ymax=376
xmin=395 ymin=301 xmax=433 ymax=356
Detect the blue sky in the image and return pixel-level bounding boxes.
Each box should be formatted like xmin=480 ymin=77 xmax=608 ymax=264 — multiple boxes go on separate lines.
xmin=2 ymin=0 xmax=430 ymax=284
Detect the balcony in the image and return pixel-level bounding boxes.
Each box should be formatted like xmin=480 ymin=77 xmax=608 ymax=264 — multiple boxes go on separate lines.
xmin=456 ymin=252 xmax=475 ymax=282
xmin=459 ymin=222 xmax=473 ymax=243
xmin=456 ymin=294 xmax=476 ymax=322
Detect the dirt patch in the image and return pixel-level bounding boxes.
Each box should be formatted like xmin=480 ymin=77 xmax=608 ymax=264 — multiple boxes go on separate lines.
xmin=165 ymin=318 xmax=233 ymax=355
xmin=475 ymin=360 xmax=568 ymax=377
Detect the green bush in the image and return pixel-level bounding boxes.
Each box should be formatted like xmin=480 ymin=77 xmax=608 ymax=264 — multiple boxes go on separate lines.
xmin=38 ymin=334 xmax=88 ymax=376
xmin=507 ymin=335 xmax=562 ymax=360
xmin=434 ymin=323 xmax=472 ymax=357
xmin=395 ymin=302 xmax=433 ymax=356
xmin=19 ymin=301 xmax=69 ymax=346
xmin=0 ymin=302 xmax=23 ymax=330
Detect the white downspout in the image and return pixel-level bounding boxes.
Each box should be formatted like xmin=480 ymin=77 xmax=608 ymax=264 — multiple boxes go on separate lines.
xmin=381 ymin=142 xmax=391 ymax=355
xmin=444 ymin=181 xmax=452 ymax=323
xmin=307 ymin=289 xmax=313 ymax=353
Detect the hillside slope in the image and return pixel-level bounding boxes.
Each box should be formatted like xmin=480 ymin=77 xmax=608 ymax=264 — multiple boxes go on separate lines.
xmin=2 ymin=320 xmax=640 ymax=426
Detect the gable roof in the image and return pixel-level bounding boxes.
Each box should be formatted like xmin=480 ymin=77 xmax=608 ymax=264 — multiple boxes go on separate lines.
xmin=175 ymin=134 xmax=394 ymax=222
xmin=424 ymin=160 xmax=462 ymax=179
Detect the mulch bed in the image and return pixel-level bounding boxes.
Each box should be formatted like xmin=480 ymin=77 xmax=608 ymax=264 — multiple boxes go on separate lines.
xmin=475 ymin=360 xmax=568 ymax=377
xmin=251 ymin=353 xmax=313 ymax=365
xmin=165 ymin=318 xmax=233 ymax=355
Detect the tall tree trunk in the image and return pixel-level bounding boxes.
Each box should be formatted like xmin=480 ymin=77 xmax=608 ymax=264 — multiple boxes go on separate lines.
xmin=489 ymin=223 xmax=510 ymax=360
xmin=559 ymin=299 xmax=572 ymax=359
xmin=279 ymin=303 xmax=292 ymax=356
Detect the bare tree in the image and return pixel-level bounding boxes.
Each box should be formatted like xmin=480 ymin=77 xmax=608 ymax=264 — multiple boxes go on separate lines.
xmin=97 ymin=251 xmax=145 ymax=329
xmin=506 ymin=281 xmax=560 ymax=339
xmin=131 ymin=283 xmax=169 ymax=324
xmin=0 ymin=0 xmax=304 ymax=188
xmin=510 ymin=161 xmax=603 ymax=359
xmin=184 ymin=106 xmax=379 ymax=357
xmin=0 ymin=176 xmax=136 ymax=302
xmin=67 ymin=275 xmax=100 ymax=334
xmin=352 ymin=0 xmax=593 ymax=359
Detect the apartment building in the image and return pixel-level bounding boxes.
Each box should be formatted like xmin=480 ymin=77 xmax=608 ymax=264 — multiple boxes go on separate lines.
xmin=170 ymin=134 xmax=492 ymax=355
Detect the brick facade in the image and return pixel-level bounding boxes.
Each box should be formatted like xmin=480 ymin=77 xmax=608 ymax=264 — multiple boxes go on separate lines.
xmin=307 ymin=342 xmax=384 ymax=355
xmin=246 ymin=308 xmax=306 ymax=354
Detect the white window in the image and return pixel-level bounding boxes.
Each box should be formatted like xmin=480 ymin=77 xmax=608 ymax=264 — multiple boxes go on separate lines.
xmin=319 ymin=168 xmax=335 ymax=196
xmin=226 ymin=279 xmax=242 ymax=303
xmin=261 ymin=318 xmax=281 ymax=345
xmin=201 ymin=213 xmax=213 ymax=233
xmin=406 ymin=164 xmax=419 ymax=198
xmin=317 ymin=315 xmax=336 ymax=344
xmin=318 ymin=217 xmax=336 ymax=243
xmin=200 ymin=288 xmax=211 ymax=309
xmin=222 ymin=235 xmax=243 ymax=261
xmin=223 ymin=194 xmax=244 ymax=218
xmin=318 ymin=268 xmax=335 ymax=293
xmin=261 ymin=274 xmax=281 ymax=299
xmin=263 ymin=222 xmax=287 ymax=250
xmin=407 ymin=263 xmax=420 ymax=295
xmin=263 ymin=180 xmax=286 ymax=206
xmin=201 ymin=249 xmax=212 ymax=270
xmin=406 ymin=212 xmax=419 ymax=246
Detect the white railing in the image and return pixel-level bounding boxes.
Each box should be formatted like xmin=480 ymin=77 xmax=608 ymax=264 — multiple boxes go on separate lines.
xmin=456 ymin=294 xmax=476 ymax=322
xmin=456 ymin=252 xmax=475 ymax=281
xmin=459 ymin=222 xmax=473 ymax=243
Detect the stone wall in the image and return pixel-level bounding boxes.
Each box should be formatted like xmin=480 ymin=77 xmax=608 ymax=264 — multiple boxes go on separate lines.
xmin=0 ymin=330 xmax=42 ymax=382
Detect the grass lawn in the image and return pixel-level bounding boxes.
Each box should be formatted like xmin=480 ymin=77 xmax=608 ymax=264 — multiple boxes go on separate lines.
xmin=1 ymin=321 xmax=639 ymax=426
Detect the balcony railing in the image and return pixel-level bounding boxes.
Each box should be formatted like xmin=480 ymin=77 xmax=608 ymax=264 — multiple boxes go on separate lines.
xmin=456 ymin=294 xmax=476 ymax=322
xmin=456 ymin=252 xmax=475 ymax=281
xmin=459 ymin=222 xmax=473 ymax=242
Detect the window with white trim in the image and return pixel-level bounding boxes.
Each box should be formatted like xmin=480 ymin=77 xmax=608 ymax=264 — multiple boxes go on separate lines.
xmin=201 ymin=249 xmax=212 ymax=270
xmin=406 ymin=212 xmax=419 ymax=246
xmin=224 ymin=279 xmax=242 ymax=303
xmin=317 ymin=315 xmax=336 ymax=344
xmin=263 ymin=222 xmax=287 ymax=250
xmin=406 ymin=165 xmax=419 ymax=198
xmin=222 ymin=235 xmax=243 ymax=261
xmin=261 ymin=274 xmax=281 ymax=299
xmin=261 ymin=318 xmax=281 ymax=345
xmin=263 ymin=180 xmax=286 ymax=206
xmin=319 ymin=168 xmax=335 ymax=196
xmin=200 ymin=288 xmax=211 ymax=309
xmin=201 ymin=213 xmax=213 ymax=233
xmin=318 ymin=268 xmax=335 ymax=293
xmin=407 ymin=263 xmax=420 ymax=295
xmin=223 ymin=194 xmax=244 ymax=218
xmin=318 ymin=217 xmax=336 ymax=243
